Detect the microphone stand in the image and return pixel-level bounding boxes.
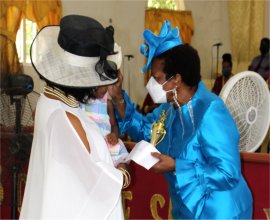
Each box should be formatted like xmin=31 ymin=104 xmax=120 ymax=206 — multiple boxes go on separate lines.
xmin=124 ymin=55 xmax=134 ymax=97
xmin=214 ymin=44 xmax=222 ymax=79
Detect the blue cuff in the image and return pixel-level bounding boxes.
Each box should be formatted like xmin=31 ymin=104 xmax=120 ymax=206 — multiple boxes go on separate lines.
xmin=175 ymin=158 xmax=210 ymax=219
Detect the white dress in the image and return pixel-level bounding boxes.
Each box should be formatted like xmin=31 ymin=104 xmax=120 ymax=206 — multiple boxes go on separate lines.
xmin=20 ymin=94 xmax=124 ymax=220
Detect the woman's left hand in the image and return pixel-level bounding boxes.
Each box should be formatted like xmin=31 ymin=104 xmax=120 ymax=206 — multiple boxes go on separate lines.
xmin=150 ymin=152 xmax=175 ymax=173
xmin=117 ymin=162 xmax=132 ymax=189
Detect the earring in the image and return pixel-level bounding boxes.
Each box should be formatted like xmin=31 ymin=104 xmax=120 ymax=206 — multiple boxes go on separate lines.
xmin=173 ymin=88 xmax=177 ymax=99
xmin=173 ymin=88 xmax=181 ymax=108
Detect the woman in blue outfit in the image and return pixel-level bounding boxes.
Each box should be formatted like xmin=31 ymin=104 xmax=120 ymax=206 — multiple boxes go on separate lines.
xmin=110 ymin=21 xmax=253 ymax=219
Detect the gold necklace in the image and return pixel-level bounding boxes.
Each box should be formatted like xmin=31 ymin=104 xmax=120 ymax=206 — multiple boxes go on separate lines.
xmin=43 ymin=86 xmax=79 ymax=108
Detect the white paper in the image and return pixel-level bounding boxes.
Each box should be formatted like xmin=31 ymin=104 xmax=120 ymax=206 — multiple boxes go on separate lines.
xmin=124 ymin=140 xmax=160 ymax=170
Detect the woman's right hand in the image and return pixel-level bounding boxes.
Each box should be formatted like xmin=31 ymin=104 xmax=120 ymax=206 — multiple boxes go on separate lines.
xmin=108 ymin=70 xmax=124 ymax=100
xmin=150 ymin=152 xmax=175 ymax=173
xmin=108 ymin=70 xmax=126 ymax=119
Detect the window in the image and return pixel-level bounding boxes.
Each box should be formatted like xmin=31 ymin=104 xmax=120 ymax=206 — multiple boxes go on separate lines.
xmin=16 ymin=18 xmax=37 ymax=64
xmin=147 ymin=0 xmax=185 ymax=10
xmin=148 ymin=0 xmax=177 ymax=10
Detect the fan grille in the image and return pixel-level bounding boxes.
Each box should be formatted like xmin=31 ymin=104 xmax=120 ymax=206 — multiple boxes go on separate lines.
xmin=0 ymin=91 xmax=40 ymax=133
xmin=222 ymin=72 xmax=270 ymax=152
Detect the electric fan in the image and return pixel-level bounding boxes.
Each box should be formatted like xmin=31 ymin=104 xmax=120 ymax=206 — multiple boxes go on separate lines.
xmin=219 ymin=71 xmax=270 ymax=152
xmin=1 ymin=75 xmax=40 ymax=159
xmin=0 ymin=74 xmax=40 ymax=219
xmin=0 ymin=32 xmax=40 ymax=219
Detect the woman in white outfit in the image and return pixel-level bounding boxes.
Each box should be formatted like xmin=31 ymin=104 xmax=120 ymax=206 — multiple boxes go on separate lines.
xmin=20 ymin=15 xmax=129 ymax=220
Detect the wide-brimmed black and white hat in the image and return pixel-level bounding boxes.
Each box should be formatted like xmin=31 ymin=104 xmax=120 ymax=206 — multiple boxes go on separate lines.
xmin=30 ymin=15 xmax=122 ymax=88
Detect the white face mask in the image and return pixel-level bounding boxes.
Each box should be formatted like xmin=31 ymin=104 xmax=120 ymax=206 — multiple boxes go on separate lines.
xmin=146 ymin=76 xmax=175 ymax=103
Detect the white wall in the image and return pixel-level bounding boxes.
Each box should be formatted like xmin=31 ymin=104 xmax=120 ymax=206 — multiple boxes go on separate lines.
xmin=25 ymin=0 xmax=270 ymax=105
xmin=265 ymin=0 xmax=269 ymax=37
xmin=185 ymin=1 xmax=231 ymax=89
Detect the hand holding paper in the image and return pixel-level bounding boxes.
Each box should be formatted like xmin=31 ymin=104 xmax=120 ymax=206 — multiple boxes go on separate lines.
xmin=124 ymin=111 xmax=167 ymax=170
xmin=124 ymin=140 xmax=160 ymax=170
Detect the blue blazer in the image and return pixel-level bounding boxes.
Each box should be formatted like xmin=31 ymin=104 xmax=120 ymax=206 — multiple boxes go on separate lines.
xmin=115 ymin=81 xmax=252 ymax=219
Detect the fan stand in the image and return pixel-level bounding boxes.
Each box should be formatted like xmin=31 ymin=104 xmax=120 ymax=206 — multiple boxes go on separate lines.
xmin=9 ymin=95 xmax=24 ymax=220
xmin=11 ymin=165 xmax=18 ymax=220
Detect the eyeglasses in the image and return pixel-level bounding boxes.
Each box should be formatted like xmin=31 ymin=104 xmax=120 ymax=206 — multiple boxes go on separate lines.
xmin=160 ymin=75 xmax=175 ymax=85
xmin=95 ymin=59 xmax=118 ymax=81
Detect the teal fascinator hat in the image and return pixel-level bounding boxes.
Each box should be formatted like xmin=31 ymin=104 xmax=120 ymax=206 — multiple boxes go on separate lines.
xmin=140 ymin=20 xmax=182 ymax=73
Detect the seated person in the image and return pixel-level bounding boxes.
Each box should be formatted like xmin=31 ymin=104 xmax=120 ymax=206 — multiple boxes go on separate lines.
xmin=212 ymin=53 xmax=233 ymax=95
xmin=248 ymin=37 xmax=270 ymax=81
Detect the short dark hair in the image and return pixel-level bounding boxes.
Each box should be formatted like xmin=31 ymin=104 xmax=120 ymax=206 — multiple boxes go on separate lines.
xmin=159 ymin=44 xmax=201 ymax=87
xmin=261 ymin=38 xmax=270 ymax=47
xmin=222 ymin=53 xmax=232 ymax=67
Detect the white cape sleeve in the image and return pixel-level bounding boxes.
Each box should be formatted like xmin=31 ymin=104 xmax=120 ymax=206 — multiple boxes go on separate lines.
xmin=20 ymin=109 xmax=123 ymax=220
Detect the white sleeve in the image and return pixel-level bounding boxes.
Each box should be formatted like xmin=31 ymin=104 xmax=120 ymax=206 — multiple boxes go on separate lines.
xmin=20 ymin=109 xmax=123 ymax=220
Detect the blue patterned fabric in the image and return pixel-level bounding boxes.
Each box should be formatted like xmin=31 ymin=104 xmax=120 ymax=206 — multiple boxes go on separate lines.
xmin=115 ymin=81 xmax=253 ymax=219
